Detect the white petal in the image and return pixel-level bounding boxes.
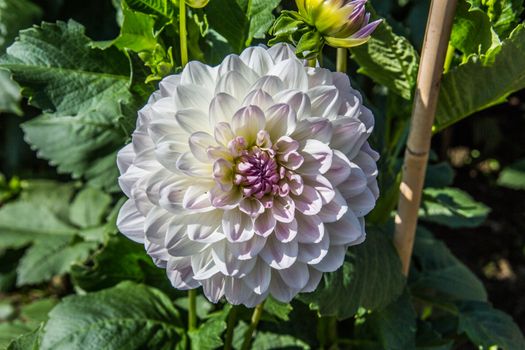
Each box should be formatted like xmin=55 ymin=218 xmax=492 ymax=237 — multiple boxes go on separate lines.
xmin=215 ymin=71 xmax=251 ymax=100
xmin=117 ymin=200 xmax=145 ymax=243
xmin=231 ymin=105 xmax=266 ymax=143
xmin=272 ymin=196 xmax=295 ymax=223
xmin=189 ymin=132 xmax=215 ymax=163
xmin=155 ymin=140 xmax=188 ymax=172
xmin=149 ymin=118 xmax=188 ymax=145
xmin=175 ymin=108 xmax=211 ymax=134
xmin=117 ymin=144 xmax=134 ymax=174
xmin=274 ymin=90 xmax=311 ymax=119
xmin=210 ymin=186 xmax=242 ymax=209
xmin=159 ymin=75 xmax=181 ymax=97
xmin=185 ymin=210 xmax=223 ymax=243
xmin=274 ymin=219 xmax=298 ymax=243
xmin=243 ymin=259 xmax=271 ymax=295
xmin=293 ymin=185 xmax=323 ymax=216
xmin=307 ymin=67 xmax=334 ymax=88
xmin=303 ymin=175 xmax=335 ymax=204
xmin=239 ymin=198 xmax=264 ymax=217
xmin=325 ymin=209 xmax=363 ymax=245
xmin=268 ymin=271 xmax=298 ymax=303
xmin=230 ymin=234 xmax=267 ymax=260
xmin=167 ymin=257 xmax=199 ymax=289
xmin=224 ymin=277 xmax=252 ymax=305
xmin=181 ymin=60 xmax=216 ymax=86
xmin=300 ymin=268 xmax=323 ymax=293
xmin=268 ymin=43 xmax=297 ymax=63
xmin=330 ymin=117 xmax=367 ymax=157
xmin=297 ymin=232 xmax=329 ymax=264
xmin=347 ymin=187 xmax=376 ymax=217
xmin=214 ymin=122 xmax=235 ymax=146
xmin=222 ymin=209 xmax=255 ymax=242
xmin=254 ymin=209 xmax=276 ymax=237
xmin=308 ymin=85 xmax=341 ymax=119
xmin=176 ymin=152 xmax=212 ymax=177
xmin=159 ymin=176 xmax=192 ymax=212
xmin=240 ymin=46 xmax=273 ymax=76
xmin=166 ymin=222 xmax=207 ymax=257
xmin=260 ymin=236 xmax=298 ymax=269
xmin=174 ymin=84 xmax=213 ymax=112
xmin=299 ymin=139 xmax=333 ymax=175
xmin=192 ymin=248 xmax=220 ymax=280
xmin=242 ymin=89 xmax=274 ymax=111
xmin=218 ymin=54 xmax=258 ymax=83
xmin=144 ymin=207 xmax=172 ymax=244
xmin=317 ymin=189 xmax=348 ymax=223
xmin=311 ymin=245 xmax=347 ymax=273
xmin=296 ymin=214 xmax=324 ymax=243
xmin=201 ymin=274 xmax=226 ymax=303
xmin=249 ymin=75 xmax=285 ymax=95
xmin=265 ymin=104 xmax=297 ymax=139
xmin=212 ymin=241 xmax=256 ymax=277
xmin=292 ymin=118 xmax=333 ymax=143
xmin=278 ymin=262 xmax=309 ymax=289
xmin=209 ymin=93 xmax=239 ymax=124
xmin=338 ymin=163 xmax=367 ymax=198
xmin=118 ymin=165 xmax=145 ymax=197
xmin=182 ymin=184 xmax=214 ymax=211
xmin=324 ymin=150 xmax=352 ymax=187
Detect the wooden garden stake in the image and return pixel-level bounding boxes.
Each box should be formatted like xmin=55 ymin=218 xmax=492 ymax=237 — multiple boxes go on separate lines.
xmin=393 ymin=0 xmax=458 ymax=276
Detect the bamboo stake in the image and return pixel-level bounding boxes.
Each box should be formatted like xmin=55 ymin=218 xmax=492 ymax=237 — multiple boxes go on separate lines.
xmin=393 ymin=0 xmax=458 ymax=276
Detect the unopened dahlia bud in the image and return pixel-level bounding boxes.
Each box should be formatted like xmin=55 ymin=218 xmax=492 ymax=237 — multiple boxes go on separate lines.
xmin=270 ymin=0 xmax=381 ymax=59
xmin=296 ymin=0 xmax=381 ymax=48
xmin=116 ymin=43 xmax=379 ymax=307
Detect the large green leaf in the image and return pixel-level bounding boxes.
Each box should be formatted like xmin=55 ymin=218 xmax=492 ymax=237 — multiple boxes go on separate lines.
xmin=0 ymin=70 xmax=21 ymax=115
xmin=497 ymin=158 xmax=525 ymax=190
xmin=468 ymin=0 xmax=524 ymax=38
xmin=299 ymin=229 xmax=405 ymax=319
xmin=435 ymin=24 xmax=525 ymax=131
xmin=16 ymin=237 xmax=97 ymax=286
xmin=205 ymin=0 xmax=248 ymax=53
xmin=41 ymin=282 xmax=186 ymax=350
xmin=410 ymin=228 xmax=487 ymax=302
xmin=6 ymin=326 xmax=42 ymax=350
xmin=232 ymin=321 xmax=311 ymax=350
xmin=125 ymin=0 xmax=175 ymax=18
xmin=70 ymin=235 xmax=171 ymax=292
xmin=246 ymin=0 xmax=281 ymax=43
xmin=366 ymin=291 xmax=417 ymax=350
xmin=0 ymin=21 xmax=137 ymax=191
xmin=113 ymin=6 xmax=158 ymax=52
xmin=458 ymin=301 xmax=525 ymax=350
xmin=419 ymin=187 xmax=490 ymax=228
xmin=69 ymin=187 xmax=112 ymax=229
xmin=451 ymin=0 xmax=493 ymax=55
xmin=351 ymin=18 xmax=419 ymax=100
xmin=188 ymin=306 xmax=231 ymax=350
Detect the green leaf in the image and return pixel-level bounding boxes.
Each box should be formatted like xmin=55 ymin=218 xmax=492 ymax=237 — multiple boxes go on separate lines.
xmin=367 ymin=292 xmax=417 ymax=350
xmin=16 ymin=237 xmax=97 ymax=286
xmin=497 ymin=158 xmax=525 ymax=190
xmin=205 ymin=0 xmax=248 ymax=53
xmin=19 ymin=180 xmax=77 ymax=222
xmin=0 ymin=202 xmax=77 ymax=249
xmin=70 ymin=235 xmax=172 ymax=293
xmin=0 ymin=323 xmax=32 ymax=349
xmin=350 ymin=18 xmax=419 ymax=100
xmin=113 ymin=7 xmax=158 ymax=52
xmin=0 ymin=0 xmax=41 ymax=52
xmin=188 ymin=306 xmax=231 ymax=350
xmin=299 ymin=229 xmax=405 ymax=319
xmin=41 ymin=282 xmax=186 ymax=350
xmin=425 ymin=163 xmax=455 ymax=188
xmin=263 ymin=297 xmax=293 ymax=322
xmin=435 ymin=24 xmax=525 ymax=131
xmin=451 ymin=0 xmax=493 ymax=55
xmin=457 ymin=301 xmax=525 ymax=350
xmin=410 ymin=227 xmax=487 ymax=302
xmin=419 ymin=187 xmax=490 ymax=228
xmin=20 ymin=299 xmax=58 ymax=327
xmin=69 ymin=187 xmax=112 ymax=228
xmin=6 ymin=326 xmax=42 ymax=350
xmin=246 ymin=0 xmax=281 ymax=42
xmin=0 ymin=70 xmax=21 ymax=115
xmin=468 ymin=0 xmax=524 ymax=38
xmin=124 ymin=0 xmax=175 ymax=18
xmin=251 ymin=331 xmax=311 ymax=350
xmin=0 ymin=21 xmax=136 ymax=191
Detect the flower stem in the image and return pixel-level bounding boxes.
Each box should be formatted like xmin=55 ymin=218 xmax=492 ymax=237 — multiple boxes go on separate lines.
xmin=223 ymin=306 xmax=238 ymax=350
xmin=241 ymin=302 xmax=265 ymax=350
xmin=307 ymin=58 xmax=317 ymax=68
xmin=179 ymin=0 xmax=188 ymax=67
xmin=188 ymin=289 xmax=197 ymax=331
xmin=336 ymin=48 xmax=347 ymax=73
xmin=443 ymin=43 xmax=455 ymax=73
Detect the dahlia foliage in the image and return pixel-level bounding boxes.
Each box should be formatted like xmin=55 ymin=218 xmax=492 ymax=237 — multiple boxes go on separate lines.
xmin=117 ymin=43 xmax=379 ymax=306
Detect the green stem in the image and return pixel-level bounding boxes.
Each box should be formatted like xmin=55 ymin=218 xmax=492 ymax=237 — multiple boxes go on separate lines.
xmin=179 ymin=0 xmax=188 ymax=67
xmin=317 ymin=316 xmax=338 ymax=350
xmin=307 ymin=58 xmax=316 ymax=68
xmin=241 ymin=302 xmax=265 ymax=350
xmin=443 ymin=43 xmax=454 ymax=74
xmin=223 ymin=306 xmax=238 ymax=350
xmin=336 ymin=48 xmax=347 ymax=73
xmin=188 ymin=289 xmax=197 ymax=331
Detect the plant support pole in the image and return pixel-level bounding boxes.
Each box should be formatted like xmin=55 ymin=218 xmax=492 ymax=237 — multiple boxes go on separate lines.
xmin=393 ymin=0 xmax=458 ymax=275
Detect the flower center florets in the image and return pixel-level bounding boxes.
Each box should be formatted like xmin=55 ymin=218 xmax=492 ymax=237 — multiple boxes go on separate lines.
xmin=234 ymin=147 xmax=281 ymax=199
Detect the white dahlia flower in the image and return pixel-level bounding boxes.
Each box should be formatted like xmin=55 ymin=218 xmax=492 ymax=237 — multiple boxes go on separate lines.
xmin=116 ymin=43 xmax=379 ymax=307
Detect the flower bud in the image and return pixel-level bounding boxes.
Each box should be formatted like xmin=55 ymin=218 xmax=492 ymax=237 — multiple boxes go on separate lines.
xmin=185 ymin=0 xmax=209 ymax=8
xmin=296 ymin=0 xmax=381 ymax=48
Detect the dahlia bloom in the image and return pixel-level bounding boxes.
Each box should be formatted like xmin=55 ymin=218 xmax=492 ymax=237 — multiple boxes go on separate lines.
xmin=117 ymin=43 xmax=379 ymax=307
xmin=296 ymin=0 xmax=381 ymax=48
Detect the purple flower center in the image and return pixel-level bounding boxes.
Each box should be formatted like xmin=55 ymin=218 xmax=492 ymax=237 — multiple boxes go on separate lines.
xmin=234 ymin=147 xmax=281 ymax=199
